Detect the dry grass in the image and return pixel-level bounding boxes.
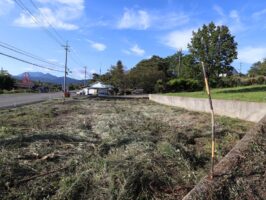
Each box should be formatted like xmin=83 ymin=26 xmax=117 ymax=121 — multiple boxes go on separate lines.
xmin=0 ymin=98 xmax=253 ymax=199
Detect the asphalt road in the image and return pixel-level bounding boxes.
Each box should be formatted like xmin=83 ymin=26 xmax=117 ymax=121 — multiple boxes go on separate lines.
xmin=0 ymin=92 xmax=64 ymax=109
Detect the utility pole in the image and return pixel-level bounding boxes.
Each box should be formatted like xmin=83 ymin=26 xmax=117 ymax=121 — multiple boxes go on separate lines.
xmin=84 ymin=66 xmax=87 ymax=86
xmin=63 ymin=41 xmax=69 ymax=97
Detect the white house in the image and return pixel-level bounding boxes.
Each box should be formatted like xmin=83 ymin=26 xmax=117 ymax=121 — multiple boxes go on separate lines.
xmin=77 ymin=82 xmax=113 ymax=96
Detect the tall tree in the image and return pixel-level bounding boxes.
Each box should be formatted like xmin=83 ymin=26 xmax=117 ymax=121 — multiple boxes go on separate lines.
xmin=248 ymin=59 xmax=266 ymax=76
xmin=188 ymin=22 xmax=237 ymax=79
xmin=0 ymin=69 xmax=15 ymax=90
xmin=127 ymin=56 xmax=168 ymax=93
xmin=109 ymin=60 xmax=125 ymax=90
xmin=165 ymin=54 xmax=201 ymax=80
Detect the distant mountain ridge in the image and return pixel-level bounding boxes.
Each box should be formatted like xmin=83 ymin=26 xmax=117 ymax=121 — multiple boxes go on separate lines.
xmin=13 ymin=72 xmax=82 ymax=85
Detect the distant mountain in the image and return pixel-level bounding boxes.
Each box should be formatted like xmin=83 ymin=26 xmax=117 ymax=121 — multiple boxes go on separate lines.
xmin=13 ymin=72 xmax=83 ymax=85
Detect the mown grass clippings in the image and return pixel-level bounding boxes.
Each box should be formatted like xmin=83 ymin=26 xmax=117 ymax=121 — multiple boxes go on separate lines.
xmin=0 ymin=98 xmax=254 ymax=199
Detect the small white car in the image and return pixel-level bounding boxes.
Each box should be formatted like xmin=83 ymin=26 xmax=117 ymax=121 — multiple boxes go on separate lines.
xmin=76 ymin=89 xmax=85 ymax=95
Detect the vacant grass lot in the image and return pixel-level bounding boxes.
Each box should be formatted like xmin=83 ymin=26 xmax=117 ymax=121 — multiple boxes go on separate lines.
xmin=166 ymin=85 xmax=266 ymax=102
xmin=0 ymin=98 xmax=253 ymax=199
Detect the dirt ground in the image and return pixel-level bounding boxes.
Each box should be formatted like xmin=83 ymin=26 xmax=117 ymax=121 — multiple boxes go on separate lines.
xmin=0 ymin=98 xmax=254 ymax=199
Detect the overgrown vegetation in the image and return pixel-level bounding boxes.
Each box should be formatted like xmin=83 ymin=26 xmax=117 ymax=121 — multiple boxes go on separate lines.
xmin=0 ymin=99 xmax=253 ymax=199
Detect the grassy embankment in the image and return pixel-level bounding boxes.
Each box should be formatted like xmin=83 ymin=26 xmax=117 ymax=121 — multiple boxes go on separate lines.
xmin=0 ymin=98 xmax=254 ymax=199
xmin=166 ymin=85 xmax=266 ymax=102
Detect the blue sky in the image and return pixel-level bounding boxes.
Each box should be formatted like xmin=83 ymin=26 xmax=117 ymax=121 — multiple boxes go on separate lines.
xmin=1 ymin=0 xmax=266 ymax=79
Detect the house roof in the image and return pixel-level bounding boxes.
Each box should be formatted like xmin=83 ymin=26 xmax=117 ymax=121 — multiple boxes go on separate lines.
xmin=89 ymin=82 xmax=113 ymax=89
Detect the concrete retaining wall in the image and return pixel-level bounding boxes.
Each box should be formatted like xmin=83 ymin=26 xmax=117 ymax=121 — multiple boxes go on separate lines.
xmin=149 ymin=94 xmax=266 ymax=122
xmin=182 ymin=116 xmax=266 ymax=200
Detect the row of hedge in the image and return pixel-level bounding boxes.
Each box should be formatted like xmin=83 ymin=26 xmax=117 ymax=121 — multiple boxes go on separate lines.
xmin=215 ymin=76 xmax=266 ymax=88
xmin=166 ymin=78 xmax=203 ymax=92
xmin=165 ymin=76 xmax=266 ymax=93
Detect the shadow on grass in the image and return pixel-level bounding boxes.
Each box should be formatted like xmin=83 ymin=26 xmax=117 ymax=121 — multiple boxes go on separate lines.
xmin=216 ymin=85 xmax=266 ymax=94
xmin=0 ymin=133 xmax=88 ymax=148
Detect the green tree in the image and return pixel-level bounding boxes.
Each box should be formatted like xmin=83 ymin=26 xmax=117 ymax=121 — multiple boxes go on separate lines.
xmin=165 ymin=54 xmax=202 ymax=80
xmin=248 ymin=59 xmax=266 ymax=76
xmin=188 ymin=22 xmax=237 ymax=80
xmin=127 ymin=56 xmax=169 ymax=93
xmin=0 ymin=69 xmax=15 ymax=90
xmin=109 ymin=60 xmax=125 ymax=90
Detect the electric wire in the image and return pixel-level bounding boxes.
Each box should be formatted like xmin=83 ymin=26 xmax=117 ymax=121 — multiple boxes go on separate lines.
xmin=13 ymin=0 xmax=64 ymax=46
xmin=13 ymin=0 xmax=87 ymax=76
xmin=0 ymin=51 xmax=64 ymax=73
xmin=0 ymin=41 xmax=64 ymax=69
xmin=29 ymin=0 xmax=66 ymax=45
xmin=28 ymin=0 xmax=86 ymax=69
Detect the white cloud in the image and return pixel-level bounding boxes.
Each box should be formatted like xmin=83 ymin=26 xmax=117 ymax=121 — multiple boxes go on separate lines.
xmin=122 ymin=50 xmax=131 ymax=55
xmin=0 ymin=0 xmax=14 ymax=16
xmin=238 ymin=47 xmax=266 ymax=64
xmin=117 ymin=8 xmax=189 ymax=30
xmin=228 ymin=10 xmax=245 ymax=33
xmin=213 ymin=5 xmax=225 ymax=17
xmin=212 ymin=6 xmax=245 ymax=33
xmin=70 ymin=68 xmax=85 ymax=80
xmin=14 ymin=0 xmax=84 ymax=30
xmin=124 ymin=44 xmax=145 ymax=56
xmin=14 ymin=8 xmax=78 ymax=30
xmin=47 ymin=58 xmax=58 ymax=62
xmin=130 ymin=44 xmax=145 ymax=56
xmin=37 ymin=0 xmax=84 ymax=8
xmin=86 ymin=40 xmax=106 ymax=51
xmin=252 ymin=9 xmax=266 ymax=19
xmin=162 ymin=28 xmax=194 ymax=50
xmin=230 ymin=10 xmax=240 ymax=23
xmin=117 ymin=8 xmax=151 ymax=30
xmin=91 ymin=43 xmax=106 ymax=51
xmin=153 ymin=12 xmax=189 ymax=30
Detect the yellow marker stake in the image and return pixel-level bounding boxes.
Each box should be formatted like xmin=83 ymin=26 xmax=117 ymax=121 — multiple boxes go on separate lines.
xmin=201 ymin=62 xmax=215 ymax=179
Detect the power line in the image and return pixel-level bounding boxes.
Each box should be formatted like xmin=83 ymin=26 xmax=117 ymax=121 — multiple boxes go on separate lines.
xmin=69 ymin=53 xmax=84 ymax=67
xmin=14 ymin=0 xmax=64 ymax=46
xmin=0 ymin=41 xmax=64 ymax=69
xmin=0 ymin=51 xmax=64 ymax=73
xmin=70 ymin=47 xmax=86 ymax=66
xmin=29 ymin=0 xmax=66 ymax=45
xmin=13 ymin=0 xmax=88 ymax=78
xmin=15 ymin=0 xmax=85 ymax=69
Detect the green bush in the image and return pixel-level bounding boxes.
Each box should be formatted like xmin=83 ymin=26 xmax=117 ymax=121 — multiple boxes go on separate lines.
xmin=217 ymin=76 xmax=266 ymax=88
xmin=154 ymin=79 xmax=165 ymax=93
xmin=167 ymin=78 xmax=203 ymax=92
xmin=256 ymin=76 xmax=266 ymax=84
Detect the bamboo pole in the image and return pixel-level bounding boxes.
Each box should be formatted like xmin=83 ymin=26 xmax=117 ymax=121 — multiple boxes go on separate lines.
xmin=201 ymin=61 xmax=215 ymax=179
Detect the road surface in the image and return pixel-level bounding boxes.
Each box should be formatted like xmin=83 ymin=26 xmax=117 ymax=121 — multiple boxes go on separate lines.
xmin=0 ymin=92 xmax=64 ymax=109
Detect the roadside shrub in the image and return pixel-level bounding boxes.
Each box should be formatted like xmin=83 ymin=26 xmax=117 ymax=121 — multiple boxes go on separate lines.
xmin=216 ymin=76 xmax=266 ymax=88
xmin=154 ymin=79 xmax=165 ymax=93
xmin=167 ymin=78 xmax=203 ymax=92
xmin=216 ymin=77 xmax=241 ymax=88
xmin=256 ymin=76 xmax=266 ymax=84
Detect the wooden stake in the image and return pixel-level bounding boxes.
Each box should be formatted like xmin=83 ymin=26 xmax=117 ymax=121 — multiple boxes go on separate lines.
xmin=201 ymin=61 xmax=215 ymax=179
